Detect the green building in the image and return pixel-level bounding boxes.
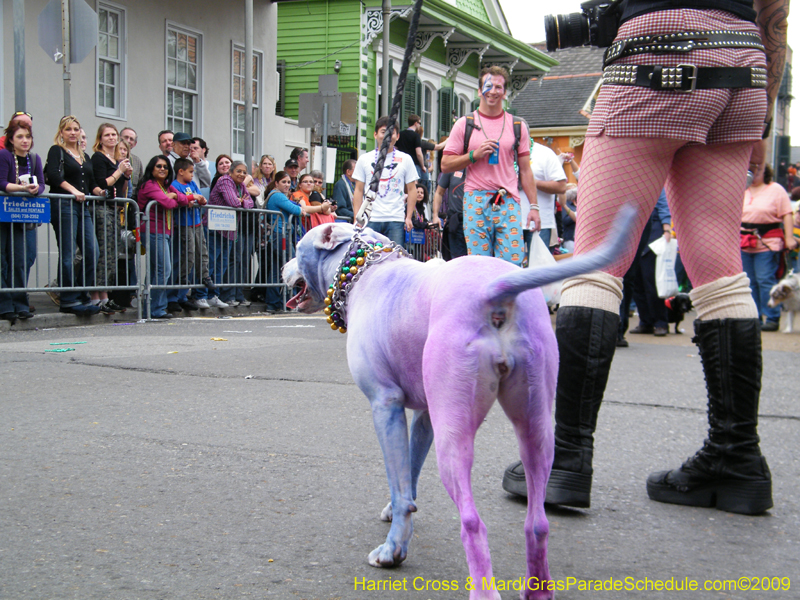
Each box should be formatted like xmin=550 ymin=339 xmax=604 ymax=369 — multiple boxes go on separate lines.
xmin=275 ymin=0 xmax=556 ymax=170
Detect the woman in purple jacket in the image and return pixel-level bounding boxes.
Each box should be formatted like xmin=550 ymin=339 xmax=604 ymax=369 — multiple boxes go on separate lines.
xmin=203 ymin=161 xmax=254 ymax=308
xmin=136 ymin=155 xmax=189 ymax=318
xmin=0 ymin=121 xmax=45 ymax=322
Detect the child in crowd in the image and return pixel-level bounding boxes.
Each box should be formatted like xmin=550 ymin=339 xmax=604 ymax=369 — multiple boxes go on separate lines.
xmin=168 ymin=158 xmax=214 ymax=311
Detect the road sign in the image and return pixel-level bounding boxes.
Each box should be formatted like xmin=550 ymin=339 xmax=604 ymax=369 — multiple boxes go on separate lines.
xmin=38 ymin=0 xmax=98 ymax=64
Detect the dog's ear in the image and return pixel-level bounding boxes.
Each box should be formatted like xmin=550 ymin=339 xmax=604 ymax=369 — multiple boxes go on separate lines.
xmin=313 ymin=223 xmax=354 ymax=250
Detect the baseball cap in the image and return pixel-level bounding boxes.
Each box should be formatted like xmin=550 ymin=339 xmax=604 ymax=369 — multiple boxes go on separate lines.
xmin=173 ymin=132 xmax=192 ymax=143
xmin=284 ymin=159 xmax=299 ymax=168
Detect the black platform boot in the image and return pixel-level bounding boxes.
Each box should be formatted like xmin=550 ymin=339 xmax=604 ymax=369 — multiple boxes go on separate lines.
xmin=646 ymin=319 xmax=772 ymax=515
xmin=503 ymin=306 xmax=619 ymax=507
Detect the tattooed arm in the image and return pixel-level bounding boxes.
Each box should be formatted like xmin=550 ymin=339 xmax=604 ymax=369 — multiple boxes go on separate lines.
xmin=751 ymin=0 xmax=790 ymax=165
xmin=754 ymin=0 xmax=789 ymax=125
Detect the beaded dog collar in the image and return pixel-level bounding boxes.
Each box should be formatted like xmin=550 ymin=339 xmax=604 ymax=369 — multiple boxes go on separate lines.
xmin=324 ymin=232 xmax=410 ymax=333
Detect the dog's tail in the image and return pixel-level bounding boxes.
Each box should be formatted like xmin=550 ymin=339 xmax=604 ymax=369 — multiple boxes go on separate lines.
xmin=485 ymin=205 xmax=637 ymax=304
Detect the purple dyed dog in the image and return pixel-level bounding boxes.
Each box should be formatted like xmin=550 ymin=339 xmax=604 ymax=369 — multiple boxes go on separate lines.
xmin=283 ymin=211 xmax=632 ymax=600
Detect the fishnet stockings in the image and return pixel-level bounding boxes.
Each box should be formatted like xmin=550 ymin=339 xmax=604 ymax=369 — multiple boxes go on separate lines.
xmin=574 ymin=134 xmax=751 ymax=286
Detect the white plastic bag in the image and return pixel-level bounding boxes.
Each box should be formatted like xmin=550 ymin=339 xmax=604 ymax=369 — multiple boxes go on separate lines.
xmin=527 ymin=231 xmax=561 ymax=306
xmin=649 ymin=236 xmax=679 ymax=298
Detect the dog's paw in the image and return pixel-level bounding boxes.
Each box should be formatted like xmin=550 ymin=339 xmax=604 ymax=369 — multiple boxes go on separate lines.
xmin=380 ymin=501 xmax=393 ymax=522
xmin=368 ymin=541 xmax=407 ymax=568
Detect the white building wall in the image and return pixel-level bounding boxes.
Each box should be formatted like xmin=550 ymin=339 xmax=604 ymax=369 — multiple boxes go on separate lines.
xmin=1 ymin=0 xmax=281 ymax=165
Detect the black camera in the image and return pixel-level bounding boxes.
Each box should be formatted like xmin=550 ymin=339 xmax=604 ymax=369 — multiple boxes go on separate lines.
xmin=544 ymin=0 xmax=623 ymax=52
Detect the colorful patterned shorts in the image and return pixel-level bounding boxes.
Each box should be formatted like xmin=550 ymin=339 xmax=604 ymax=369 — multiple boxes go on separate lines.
xmin=463 ymin=190 xmax=525 ymax=266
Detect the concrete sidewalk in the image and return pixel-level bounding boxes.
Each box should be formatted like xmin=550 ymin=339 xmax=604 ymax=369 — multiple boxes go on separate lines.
xmin=0 ymin=292 xmax=296 ymax=333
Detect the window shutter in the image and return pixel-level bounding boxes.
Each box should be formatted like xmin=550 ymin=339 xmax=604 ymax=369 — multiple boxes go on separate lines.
xmin=401 ymin=74 xmax=420 ymax=127
xmin=437 ymin=87 xmax=454 ymax=139
xmin=276 ymin=60 xmax=286 ymax=117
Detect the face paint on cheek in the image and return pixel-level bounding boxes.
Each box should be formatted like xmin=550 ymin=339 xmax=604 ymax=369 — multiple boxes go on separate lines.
xmin=482 ymin=77 xmax=493 ymax=97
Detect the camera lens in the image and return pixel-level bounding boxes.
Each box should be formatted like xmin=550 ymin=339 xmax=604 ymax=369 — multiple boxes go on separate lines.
xmin=545 ymin=12 xmax=590 ymax=51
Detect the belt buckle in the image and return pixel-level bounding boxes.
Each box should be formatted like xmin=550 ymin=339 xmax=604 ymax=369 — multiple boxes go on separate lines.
xmin=677 ymin=63 xmax=697 ymax=93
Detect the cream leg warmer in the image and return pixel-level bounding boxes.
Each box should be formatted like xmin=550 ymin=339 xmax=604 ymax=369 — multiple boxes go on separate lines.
xmin=689 ymin=273 xmax=759 ymax=321
xmin=560 ymin=272 xmax=624 ymax=315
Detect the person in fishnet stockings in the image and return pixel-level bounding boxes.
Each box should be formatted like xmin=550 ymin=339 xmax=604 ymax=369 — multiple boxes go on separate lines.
xmin=503 ymin=0 xmax=788 ymax=516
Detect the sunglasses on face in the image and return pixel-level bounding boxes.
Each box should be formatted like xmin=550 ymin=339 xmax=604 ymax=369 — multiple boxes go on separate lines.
xmin=154 ymin=164 xmax=168 ymax=170
xmin=313 ymin=180 xmax=323 ymax=184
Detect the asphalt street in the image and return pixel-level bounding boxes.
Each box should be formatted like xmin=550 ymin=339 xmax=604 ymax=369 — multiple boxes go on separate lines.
xmin=1 ymin=313 xmax=798 ymax=600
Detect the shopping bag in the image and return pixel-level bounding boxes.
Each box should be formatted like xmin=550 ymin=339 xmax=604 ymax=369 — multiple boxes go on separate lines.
xmin=649 ymin=236 xmax=679 ymax=298
xmin=527 ymin=231 xmax=561 ymax=307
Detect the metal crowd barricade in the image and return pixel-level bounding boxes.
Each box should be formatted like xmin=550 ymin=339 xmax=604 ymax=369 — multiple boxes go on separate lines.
xmin=405 ymin=226 xmax=442 ymax=262
xmin=0 ymin=191 xmax=143 ymax=320
xmin=141 ymin=200 xmax=293 ymax=320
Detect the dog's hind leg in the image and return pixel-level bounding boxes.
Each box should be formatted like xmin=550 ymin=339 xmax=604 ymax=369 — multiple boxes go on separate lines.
xmin=498 ymin=362 xmax=555 ymax=600
xmin=424 ymin=362 xmax=503 ymax=599
xmin=381 ymin=409 xmax=434 ymax=523
xmin=367 ymin=387 xmax=417 ymax=568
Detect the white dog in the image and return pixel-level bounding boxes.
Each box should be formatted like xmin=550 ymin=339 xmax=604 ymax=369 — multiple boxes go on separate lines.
xmin=768 ymin=270 xmax=800 ymax=333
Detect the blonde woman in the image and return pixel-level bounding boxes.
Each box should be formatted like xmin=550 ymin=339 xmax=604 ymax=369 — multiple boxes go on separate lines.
xmin=46 ymin=116 xmax=105 ymax=315
xmin=91 ymin=123 xmax=133 ymax=312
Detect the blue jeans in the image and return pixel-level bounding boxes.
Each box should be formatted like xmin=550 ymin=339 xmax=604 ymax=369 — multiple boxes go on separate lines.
xmin=0 ymin=224 xmax=29 ymax=314
xmin=206 ymin=231 xmax=231 ymax=299
xmin=368 ymin=221 xmax=405 ymax=247
xmin=50 ymin=199 xmax=98 ymax=307
xmin=221 ymin=226 xmax=255 ymax=303
xmin=148 ymin=233 xmax=172 ymax=317
xmin=741 ymin=250 xmax=780 ymax=323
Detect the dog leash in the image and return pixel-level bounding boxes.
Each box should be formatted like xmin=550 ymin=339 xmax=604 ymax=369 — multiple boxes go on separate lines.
xmin=355 ymin=0 xmax=424 ymax=230
xmin=324 ymin=231 xmax=409 ymax=333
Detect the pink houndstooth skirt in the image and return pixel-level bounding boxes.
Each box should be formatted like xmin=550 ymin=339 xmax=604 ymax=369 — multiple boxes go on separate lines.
xmin=588 ymin=9 xmax=768 ymax=145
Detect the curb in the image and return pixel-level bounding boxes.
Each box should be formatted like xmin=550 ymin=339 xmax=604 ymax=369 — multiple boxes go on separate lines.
xmin=0 ymin=304 xmax=303 ymax=333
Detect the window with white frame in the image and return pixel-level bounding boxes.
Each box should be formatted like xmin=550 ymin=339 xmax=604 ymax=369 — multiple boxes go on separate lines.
xmin=459 ymin=95 xmax=469 ymax=117
xmin=232 ymin=45 xmax=263 ymax=159
xmin=421 ymin=84 xmax=434 ymax=139
xmin=166 ymin=25 xmax=201 ymax=135
xmin=97 ymin=3 xmax=125 ymax=118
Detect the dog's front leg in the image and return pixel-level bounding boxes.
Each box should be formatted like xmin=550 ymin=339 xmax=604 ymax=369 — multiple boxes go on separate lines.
xmin=381 ymin=409 xmax=434 ymax=523
xmin=369 ymin=395 xmax=417 ymax=568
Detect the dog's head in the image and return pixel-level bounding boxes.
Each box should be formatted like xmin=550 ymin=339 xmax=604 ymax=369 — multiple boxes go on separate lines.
xmin=665 ymin=293 xmax=692 ymax=315
xmin=282 ymin=223 xmax=391 ymax=313
xmin=768 ymin=271 xmax=800 ymax=308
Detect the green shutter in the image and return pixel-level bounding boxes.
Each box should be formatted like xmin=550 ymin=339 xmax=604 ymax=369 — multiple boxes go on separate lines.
xmin=437 ymin=87 xmax=455 ymax=139
xmin=401 ymin=74 xmax=420 ymax=127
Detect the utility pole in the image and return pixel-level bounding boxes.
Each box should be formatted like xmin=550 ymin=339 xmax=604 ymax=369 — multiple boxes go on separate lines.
xmin=381 ymin=0 xmax=391 ymax=117
xmin=244 ymin=0 xmax=254 ymax=169
xmin=13 ymin=0 xmax=26 ymax=111
xmin=62 ymin=0 xmax=71 ymax=116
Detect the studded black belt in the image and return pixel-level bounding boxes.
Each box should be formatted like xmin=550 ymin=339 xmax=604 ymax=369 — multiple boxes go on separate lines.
xmin=602 ymin=64 xmax=767 ymax=92
xmin=604 ymin=30 xmax=765 ymax=68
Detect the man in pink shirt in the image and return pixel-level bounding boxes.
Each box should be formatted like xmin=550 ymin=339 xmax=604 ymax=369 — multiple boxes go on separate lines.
xmin=441 ymin=66 xmax=540 ymax=266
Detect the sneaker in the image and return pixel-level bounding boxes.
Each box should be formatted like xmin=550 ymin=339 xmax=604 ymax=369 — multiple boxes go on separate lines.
xmin=226 ymin=299 xmax=240 ymax=307
xmin=99 ymin=303 xmax=116 ymax=314
xmin=105 ymin=300 xmax=127 ymax=313
xmin=153 ymin=313 xmax=173 ymax=320
xmin=45 ymin=280 xmax=61 ymax=306
xmin=180 ymin=299 xmax=200 ymax=311
xmin=16 ymin=310 xmax=34 ymax=320
xmin=616 ymin=337 xmax=629 ymax=348
xmin=238 ymin=299 xmax=251 ymax=307
xmin=203 ymin=276 xmax=216 ymax=291
xmin=60 ymin=304 xmax=101 ymax=316
xmin=167 ymin=302 xmax=184 ymax=313
xmin=195 ymin=298 xmax=211 ymax=309
xmin=762 ymin=320 xmax=779 ymax=332
xmin=207 ymin=297 xmax=229 ymax=308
